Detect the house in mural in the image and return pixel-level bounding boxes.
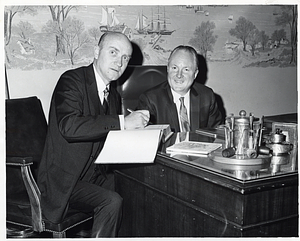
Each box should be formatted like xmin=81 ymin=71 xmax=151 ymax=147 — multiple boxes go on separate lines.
xmin=224 ymin=41 xmax=239 ymax=54
xmin=194 ymin=6 xmax=210 ymax=16
xmin=17 ymin=39 xmax=35 ymax=55
xmin=268 ymin=38 xmax=289 ymax=49
xmin=99 ymin=7 xmax=133 ymax=40
xmin=194 ymin=6 xmax=204 ymax=13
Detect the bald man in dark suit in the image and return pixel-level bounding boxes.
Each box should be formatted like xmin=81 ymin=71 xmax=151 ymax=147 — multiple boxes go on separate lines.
xmin=37 ymin=32 xmax=149 ymax=237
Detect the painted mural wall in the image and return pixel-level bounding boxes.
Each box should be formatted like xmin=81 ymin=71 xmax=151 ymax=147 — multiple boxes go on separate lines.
xmin=4 ymin=5 xmax=298 ymax=119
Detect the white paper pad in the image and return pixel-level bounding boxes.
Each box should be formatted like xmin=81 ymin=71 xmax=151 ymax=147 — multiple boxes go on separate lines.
xmin=95 ymin=129 xmax=162 ymax=164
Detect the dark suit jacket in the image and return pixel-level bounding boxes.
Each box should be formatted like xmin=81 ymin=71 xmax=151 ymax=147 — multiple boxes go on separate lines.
xmin=137 ymin=81 xmax=222 ymax=132
xmin=37 ymin=64 xmax=122 ymax=223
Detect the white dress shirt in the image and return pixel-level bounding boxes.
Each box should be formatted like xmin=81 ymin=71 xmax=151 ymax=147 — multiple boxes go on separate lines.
xmin=93 ymin=64 xmax=124 ymax=129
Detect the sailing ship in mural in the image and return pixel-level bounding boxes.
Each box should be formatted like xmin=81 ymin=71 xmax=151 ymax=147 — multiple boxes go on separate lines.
xmin=228 ymin=14 xmax=234 ymax=23
xmin=135 ymin=11 xmax=149 ymax=35
xmin=147 ymin=6 xmax=175 ymax=36
xmin=99 ymin=7 xmax=133 ymax=39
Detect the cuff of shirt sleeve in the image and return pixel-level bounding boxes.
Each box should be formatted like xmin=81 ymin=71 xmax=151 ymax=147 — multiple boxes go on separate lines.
xmin=119 ymin=115 xmax=125 ymax=130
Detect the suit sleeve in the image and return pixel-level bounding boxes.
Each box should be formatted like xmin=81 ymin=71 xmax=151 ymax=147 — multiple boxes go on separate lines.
xmin=137 ymin=93 xmax=155 ymax=122
xmin=137 ymin=93 xmax=150 ymax=111
xmin=54 ymin=72 xmax=121 ymax=142
xmin=207 ymin=91 xmax=223 ymax=128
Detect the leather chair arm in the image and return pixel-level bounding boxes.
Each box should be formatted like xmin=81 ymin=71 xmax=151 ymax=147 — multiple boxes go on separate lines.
xmin=6 ymin=156 xmax=43 ymax=232
xmin=6 ymin=156 xmax=33 ymax=166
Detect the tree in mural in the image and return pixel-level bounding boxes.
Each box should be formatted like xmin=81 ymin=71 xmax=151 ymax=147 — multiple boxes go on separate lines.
xmin=188 ymin=21 xmax=218 ymax=59
xmin=61 ymin=17 xmax=90 ymax=65
xmin=46 ymin=5 xmax=78 ymax=56
xmin=247 ymin=28 xmax=260 ymax=56
xmin=4 ymin=6 xmax=37 ymax=62
xmin=271 ymin=29 xmax=287 ymax=47
xmin=88 ymin=27 xmax=101 ymax=42
xmin=259 ymin=30 xmax=269 ymax=50
xmin=12 ymin=21 xmax=37 ymax=55
xmin=275 ymin=5 xmax=297 ymax=63
xmin=229 ymin=16 xmax=256 ymax=51
xmin=15 ymin=21 xmax=36 ymax=41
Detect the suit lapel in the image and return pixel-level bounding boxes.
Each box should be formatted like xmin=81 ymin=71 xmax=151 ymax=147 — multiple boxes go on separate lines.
xmin=107 ymin=82 xmax=119 ymax=115
xmin=85 ymin=65 xmax=103 ymax=160
xmin=86 ymin=64 xmax=101 ymax=115
xmin=190 ymin=86 xmax=200 ymax=130
xmin=165 ymin=85 xmax=180 ymax=132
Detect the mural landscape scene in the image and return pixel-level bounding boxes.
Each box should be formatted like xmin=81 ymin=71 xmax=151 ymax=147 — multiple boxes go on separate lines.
xmin=5 ymin=5 xmax=296 ymax=70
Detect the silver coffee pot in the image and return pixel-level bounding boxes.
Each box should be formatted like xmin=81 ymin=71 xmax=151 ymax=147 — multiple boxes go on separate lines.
xmin=223 ymin=110 xmax=262 ymax=159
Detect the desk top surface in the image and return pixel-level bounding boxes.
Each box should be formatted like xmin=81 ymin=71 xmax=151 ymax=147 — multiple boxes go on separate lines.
xmin=158 ymin=132 xmax=297 ymax=182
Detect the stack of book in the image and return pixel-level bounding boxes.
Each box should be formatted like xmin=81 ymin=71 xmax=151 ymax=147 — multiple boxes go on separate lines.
xmin=195 ymin=127 xmax=226 ymax=139
xmin=166 ymin=141 xmax=222 ymax=157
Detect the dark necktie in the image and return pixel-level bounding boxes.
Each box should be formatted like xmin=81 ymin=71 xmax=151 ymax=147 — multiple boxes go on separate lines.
xmin=179 ymin=97 xmax=190 ymax=132
xmin=103 ymin=86 xmax=109 ymax=114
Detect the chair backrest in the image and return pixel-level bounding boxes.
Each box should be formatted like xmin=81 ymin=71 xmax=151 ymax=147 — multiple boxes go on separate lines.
xmin=117 ymin=65 xmax=167 ymax=113
xmin=6 ymin=96 xmax=48 ymax=178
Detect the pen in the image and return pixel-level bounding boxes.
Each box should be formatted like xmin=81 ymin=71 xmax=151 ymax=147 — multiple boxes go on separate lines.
xmin=127 ymin=108 xmax=134 ymax=113
xmin=127 ymin=108 xmax=153 ymax=125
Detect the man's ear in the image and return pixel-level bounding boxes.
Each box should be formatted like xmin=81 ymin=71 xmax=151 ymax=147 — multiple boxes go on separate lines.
xmin=194 ymin=69 xmax=199 ymax=79
xmin=94 ymin=46 xmax=100 ymax=59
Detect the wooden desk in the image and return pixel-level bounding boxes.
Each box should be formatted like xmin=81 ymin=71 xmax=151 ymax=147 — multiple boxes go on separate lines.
xmin=115 ymin=134 xmax=298 ymax=237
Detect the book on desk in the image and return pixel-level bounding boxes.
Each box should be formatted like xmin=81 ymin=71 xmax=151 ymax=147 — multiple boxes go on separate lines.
xmin=195 ymin=126 xmax=226 ymax=140
xmin=166 ymin=141 xmax=222 ymax=157
xmin=95 ymin=124 xmax=173 ymax=164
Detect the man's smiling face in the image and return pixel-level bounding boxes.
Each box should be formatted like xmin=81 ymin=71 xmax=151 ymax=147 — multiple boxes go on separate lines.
xmin=167 ymin=49 xmax=198 ymax=96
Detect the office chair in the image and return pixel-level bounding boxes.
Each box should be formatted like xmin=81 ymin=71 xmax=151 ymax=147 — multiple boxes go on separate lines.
xmin=117 ymin=65 xmax=167 ymax=114
xmin=6 ymin=96 xmax=93 ymax=238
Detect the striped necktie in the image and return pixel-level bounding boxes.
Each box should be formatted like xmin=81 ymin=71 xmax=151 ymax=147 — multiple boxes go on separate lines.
xmin=103 ymin=86 xmax=109 ymax=114
xmin=179 ymin=97 xmax=190 ymax=132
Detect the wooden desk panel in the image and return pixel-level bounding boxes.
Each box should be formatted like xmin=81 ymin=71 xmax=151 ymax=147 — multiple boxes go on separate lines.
xmin=115 ymin=154 xmax=298 ymax=237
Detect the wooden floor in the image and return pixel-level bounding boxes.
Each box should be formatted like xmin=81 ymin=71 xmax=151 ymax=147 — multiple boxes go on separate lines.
xmin=7 ymin=221 xmax=93 ymax=238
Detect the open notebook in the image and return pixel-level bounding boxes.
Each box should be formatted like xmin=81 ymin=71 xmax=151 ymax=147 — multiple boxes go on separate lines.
xmin=144 ymin=124 xmax=173 ymax=143
xmin=95 ymin=125 xmax=172 ymax=164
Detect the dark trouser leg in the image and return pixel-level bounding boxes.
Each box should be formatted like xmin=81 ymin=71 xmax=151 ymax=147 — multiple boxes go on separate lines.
xmin=69 ymin=177 xmax=123 ymax=237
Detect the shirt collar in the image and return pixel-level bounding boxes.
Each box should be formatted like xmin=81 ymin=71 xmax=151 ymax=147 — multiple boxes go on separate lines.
xmin=171 ymin=88 xmax=190 ymax=103
xmin=93 ymin=64 xmax=109 ymax=93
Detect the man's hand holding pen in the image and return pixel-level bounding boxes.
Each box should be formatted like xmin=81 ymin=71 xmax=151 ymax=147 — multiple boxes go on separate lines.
xmin=124 ymin=108 xmax=150 ymax=129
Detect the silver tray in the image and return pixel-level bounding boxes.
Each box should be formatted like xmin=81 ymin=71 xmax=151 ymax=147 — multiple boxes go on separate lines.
xmin=209 ymin=151 xmax=272 ymax=166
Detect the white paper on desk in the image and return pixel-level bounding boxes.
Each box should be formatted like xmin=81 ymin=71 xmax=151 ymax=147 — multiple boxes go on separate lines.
xmin=94 ymin=129 xmax=162 ymax=164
